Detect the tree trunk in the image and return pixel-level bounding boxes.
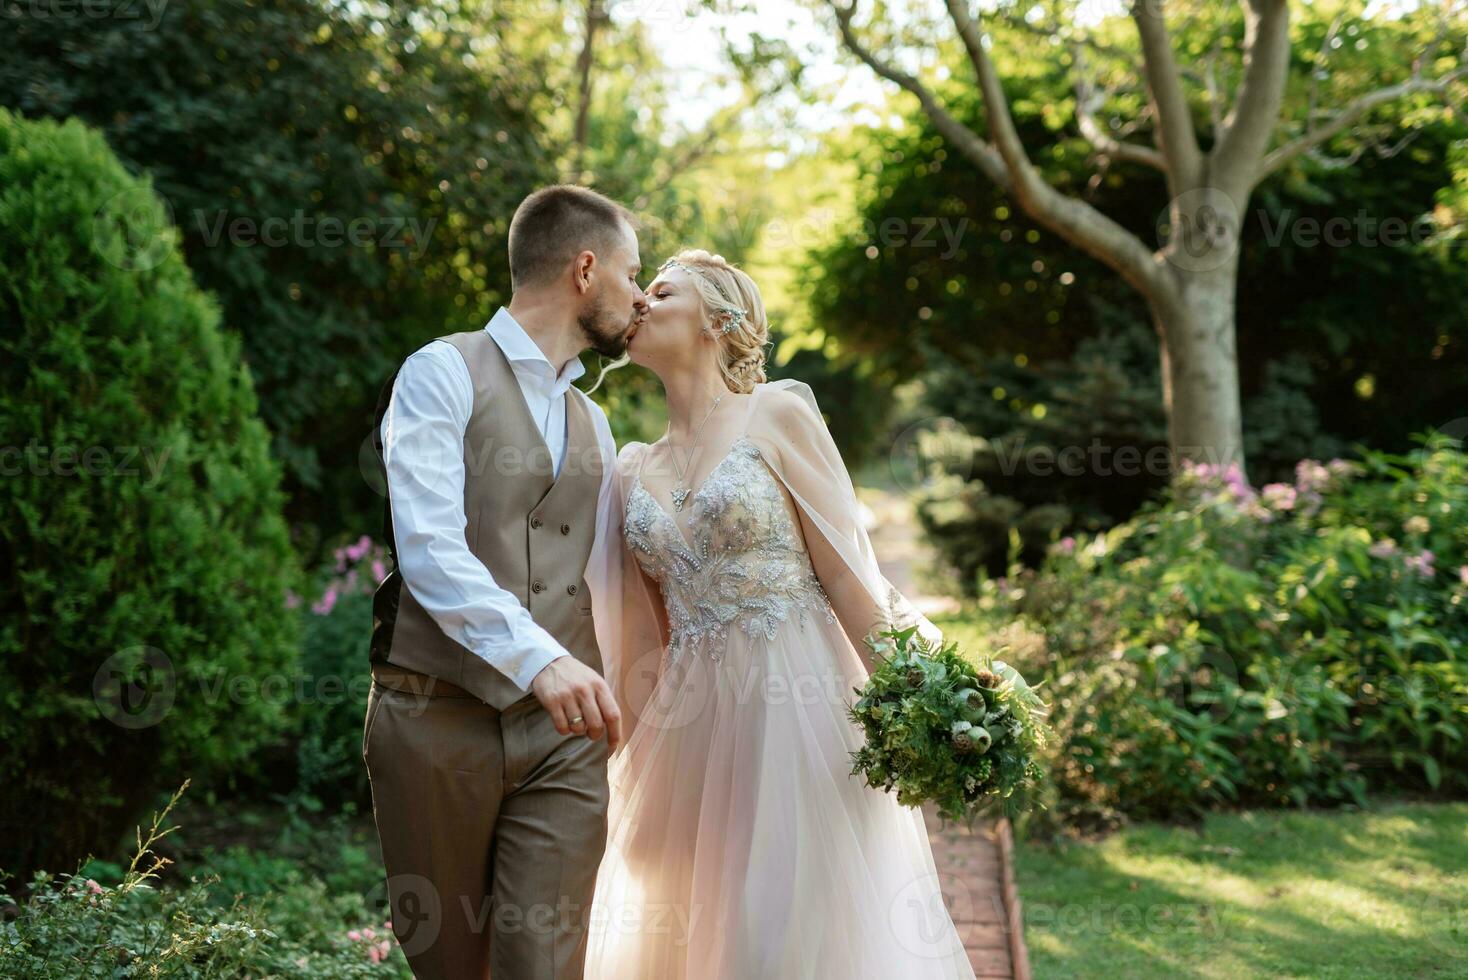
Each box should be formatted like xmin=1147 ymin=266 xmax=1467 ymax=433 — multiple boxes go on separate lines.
xmin=1153 ymin=254 xmax=1247 ymax=477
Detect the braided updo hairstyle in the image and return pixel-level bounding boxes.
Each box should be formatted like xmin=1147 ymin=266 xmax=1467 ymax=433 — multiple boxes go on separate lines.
xmin=660 ymin=248 xmax=770 ymax=394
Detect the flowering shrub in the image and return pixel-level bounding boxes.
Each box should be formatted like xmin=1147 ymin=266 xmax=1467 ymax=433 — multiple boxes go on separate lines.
xmin=290 ymin=536 xmax=393 ymax=805
xmin=973 ymin=435 xmax=1467 ymax=830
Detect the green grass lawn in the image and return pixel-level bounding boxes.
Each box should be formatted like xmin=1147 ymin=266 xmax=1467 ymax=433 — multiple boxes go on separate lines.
xmin=1015 ymin=801 xmax=1468 ymax=979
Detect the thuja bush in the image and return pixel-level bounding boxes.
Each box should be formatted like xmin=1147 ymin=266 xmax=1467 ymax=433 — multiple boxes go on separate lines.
xmin=0 ymin=111 xmax=300 ymax=883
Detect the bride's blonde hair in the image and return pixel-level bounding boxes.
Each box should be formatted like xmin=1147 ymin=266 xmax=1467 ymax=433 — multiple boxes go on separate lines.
xmin=659 ymin=249 xmax=770 ymax=394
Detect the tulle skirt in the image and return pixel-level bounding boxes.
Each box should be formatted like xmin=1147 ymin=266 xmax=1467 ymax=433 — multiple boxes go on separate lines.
xmin=585 ymin=608 xmax=976 ymax=979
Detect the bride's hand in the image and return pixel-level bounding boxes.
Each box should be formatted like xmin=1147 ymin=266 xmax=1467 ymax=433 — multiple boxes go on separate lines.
xmin=530 ymin=657 xmax=623 ymax=751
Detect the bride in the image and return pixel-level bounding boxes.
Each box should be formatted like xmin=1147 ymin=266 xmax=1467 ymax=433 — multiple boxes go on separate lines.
xmin=583 ymin=249 xmax=975 ymax=979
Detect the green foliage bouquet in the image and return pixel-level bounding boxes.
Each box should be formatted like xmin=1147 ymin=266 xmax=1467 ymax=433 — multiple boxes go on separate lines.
xmin=849 ymin=626 xmax=1050 ymax=821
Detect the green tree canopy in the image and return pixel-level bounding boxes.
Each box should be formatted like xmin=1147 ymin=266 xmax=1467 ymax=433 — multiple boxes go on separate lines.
xmin=0 ymin=0 xmax=551 ymax=549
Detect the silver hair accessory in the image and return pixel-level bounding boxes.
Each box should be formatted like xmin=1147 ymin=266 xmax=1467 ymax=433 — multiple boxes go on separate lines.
xmin=658 ymin=259 xmax=747 ymax=335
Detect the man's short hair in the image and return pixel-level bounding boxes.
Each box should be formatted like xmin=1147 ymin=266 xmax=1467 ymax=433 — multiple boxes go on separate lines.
xmin=507 ymin=184 xmax=638 ymax=290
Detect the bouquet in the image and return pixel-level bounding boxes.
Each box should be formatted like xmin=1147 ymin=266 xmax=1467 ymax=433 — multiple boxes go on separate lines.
xmin=848 ymin=625 xmax=1049 ymax=821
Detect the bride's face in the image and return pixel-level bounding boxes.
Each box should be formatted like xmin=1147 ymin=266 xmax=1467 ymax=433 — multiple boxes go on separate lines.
xmin=625 ymin=268 xmax=705 ymax=368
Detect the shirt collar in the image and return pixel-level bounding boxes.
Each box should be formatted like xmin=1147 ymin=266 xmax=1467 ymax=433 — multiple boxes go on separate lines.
xmin=485 ymin=307 xmax=586 ymax=389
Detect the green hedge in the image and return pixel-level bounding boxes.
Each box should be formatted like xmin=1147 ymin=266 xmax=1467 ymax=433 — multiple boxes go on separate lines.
xmin=0 ymin=110 xmax=300 ymax=884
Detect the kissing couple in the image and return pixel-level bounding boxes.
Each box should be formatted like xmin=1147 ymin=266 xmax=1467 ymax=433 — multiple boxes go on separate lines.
xmin=363 ymin=184 xmax=974 ymax=979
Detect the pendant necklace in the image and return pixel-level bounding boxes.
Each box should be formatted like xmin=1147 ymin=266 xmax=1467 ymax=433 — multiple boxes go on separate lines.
xmin=668 ymin=393 xmax=725 ymax=512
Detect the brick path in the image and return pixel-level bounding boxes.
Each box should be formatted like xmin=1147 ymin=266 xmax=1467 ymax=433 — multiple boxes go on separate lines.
xmin=861 ymin=482 xmax=1031 ymax=979
xmin=923 ymin=807 xmax=1029 ymax=979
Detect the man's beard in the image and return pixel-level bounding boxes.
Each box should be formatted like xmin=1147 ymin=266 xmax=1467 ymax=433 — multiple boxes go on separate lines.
xmin=577 ymin=295 xmax=634 ymax=359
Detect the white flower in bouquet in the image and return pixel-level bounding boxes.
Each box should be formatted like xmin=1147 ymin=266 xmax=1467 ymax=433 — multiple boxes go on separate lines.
xmin=848 ymin=627 xmax=1051 ymax=820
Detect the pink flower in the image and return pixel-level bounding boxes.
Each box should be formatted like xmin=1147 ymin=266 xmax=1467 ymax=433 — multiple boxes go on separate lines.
xmin=1369 ymin=538 xmax=1399 ymax=559
xmin=1215 ymin=463 xmax=1262 ymax=501
xmin=372 ymin=560 xmax=387 ymax=583
xmin=1460 ymin=565 xmax=1468 ymax=586
xmin=312 ymin=586 xmax=339 ymax=616
xmin=1295 ymin=459 xmax=1330 ymax=493
xmin=384 ymin=919 xmax=393 ymax=930
xmin=284 ymin=590 xmax=302 ymax=610
xmin=1055 ymin=536 xmax=1075 ymax=555
xmin=1261 ymin=483 xmax=1297 ymax=510
xmin=347 ymin=929 xmax=362 ymax=941
xmin=85 ymin=879 xmax=104 ymax=895
xmin=347 ymin=534 xmax=373 ymax=563
xmin=1404 ymin=550 xmax=1436 ymax=578
xmin=368 ymin=945 xmax=383 ymax=964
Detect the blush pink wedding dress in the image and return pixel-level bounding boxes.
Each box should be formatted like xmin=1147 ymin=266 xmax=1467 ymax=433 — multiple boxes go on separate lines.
xmin=583 ymin=379 xmax=975 ymax=979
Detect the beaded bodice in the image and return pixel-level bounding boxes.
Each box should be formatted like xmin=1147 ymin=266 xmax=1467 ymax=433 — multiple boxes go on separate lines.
xmin=624 ymin=436 xmax=837 ymax=662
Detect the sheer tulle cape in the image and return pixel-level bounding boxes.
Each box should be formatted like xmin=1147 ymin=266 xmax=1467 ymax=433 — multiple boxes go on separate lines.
xmin=583 ymin=378 xmax=974 ymax=978
xmin=586 ymin=377 xmax=942 ymax=753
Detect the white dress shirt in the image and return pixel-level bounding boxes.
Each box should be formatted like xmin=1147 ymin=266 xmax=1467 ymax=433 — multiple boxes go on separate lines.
xmin=379 ymin=307 xmax=617 ymax=691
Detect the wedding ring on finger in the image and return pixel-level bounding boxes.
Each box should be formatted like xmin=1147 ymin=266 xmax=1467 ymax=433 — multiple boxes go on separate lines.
xmin=570 ymin=715 xmax=585 ymax=728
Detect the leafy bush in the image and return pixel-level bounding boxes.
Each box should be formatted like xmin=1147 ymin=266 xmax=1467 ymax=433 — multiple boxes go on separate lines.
xmin=963 ymin=436 xmax=1467 ymax=830
xmin=0 ymin=783 xmax=406 ymax=978
xmin=288 ymin=537 xmax=389 ymax=806
xmin=0 ymin=110 xmax=300 ymax=884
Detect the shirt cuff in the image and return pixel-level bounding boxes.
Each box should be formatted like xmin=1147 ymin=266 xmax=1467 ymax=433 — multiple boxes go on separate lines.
xmin=495 ymin=637 xmax=570 ymax=693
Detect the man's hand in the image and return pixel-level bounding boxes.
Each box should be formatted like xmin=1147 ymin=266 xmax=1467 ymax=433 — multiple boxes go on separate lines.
xmin=529 ymin=657 xmax=622 ymax=752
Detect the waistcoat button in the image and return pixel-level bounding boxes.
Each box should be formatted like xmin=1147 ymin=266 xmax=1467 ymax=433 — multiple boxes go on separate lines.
xmin=530 ymin=516 xmax=543 ymax=529
xmin=531 ymin=580 xmax=545 ymax=593
xmin=560 ymin=523 xmax=571 ymax=535
xmin=566 ymin=584 xmax=578 ymax=595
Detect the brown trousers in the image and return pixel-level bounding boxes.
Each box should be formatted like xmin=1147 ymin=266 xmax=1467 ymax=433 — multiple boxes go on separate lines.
xmin=363 ymin=663 xmax=610 ymax=979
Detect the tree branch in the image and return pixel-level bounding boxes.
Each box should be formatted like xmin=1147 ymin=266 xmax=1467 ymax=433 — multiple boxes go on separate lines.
xmin=1202 ymin=42 xmax=1226 ymax=139
xmin=1258 ymin=65 xmax=1468 ymax=180
xmin=940 ymin=0 xmax=1178 ymax=304
xmin=1073 ymin=45 xmax=1168 ymax=171
xmin=1131 ymin=0 xmax=1204 ymax=193
xmin=1211 ymin=0 xmax=1291 ymax=200
xmin=826 ymin=0 xmax=1011 ymax=190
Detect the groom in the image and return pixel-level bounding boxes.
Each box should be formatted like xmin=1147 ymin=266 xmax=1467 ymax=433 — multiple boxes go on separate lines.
xmin=363 ymin=184 xmax=644 ymax=979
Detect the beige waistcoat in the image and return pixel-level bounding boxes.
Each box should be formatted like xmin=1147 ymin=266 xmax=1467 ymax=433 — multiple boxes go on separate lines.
xmin=369 ymin=330 xmax=605 ymax=709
